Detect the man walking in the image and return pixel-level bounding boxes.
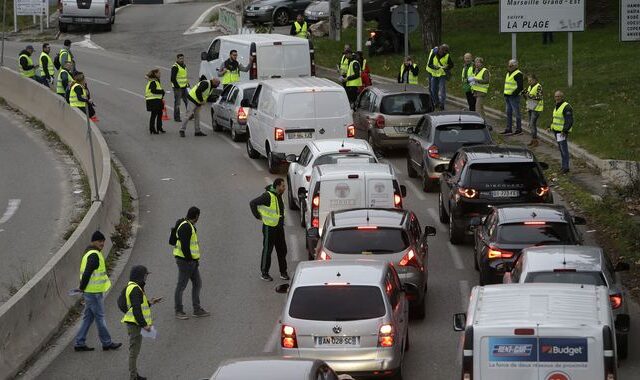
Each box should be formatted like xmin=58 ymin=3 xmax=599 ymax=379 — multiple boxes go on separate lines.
xmin=171 ymin=54 xmax=189 ymax=122
xmin=56 ymin=61 xmax=73 ymax=98
xmin=290 ymin=14 xmax=309 ymax=38
xmin=524 ymin=73 xmax=544 ymax=147
xmin=74 ymin=231 xmax=122 ymax=352
xmin=550 ymin=91 xmax=573 ymax=174
xmin=461 ymin=52 xmax=475 ymax=111
xmin=172 ymin=206 xmax=210 ymax=319
xmin=502 ymin=59 xmax=524 ymax=135
xmin=426 ymin=44 xmax=453 ymax=110
xmin=37 ymin=43 xmax=55 ymax=88
xmin=250 ymin=178 xmax=289 ymax=282
xmin=181 ymin=77 xmax=220 ymax=137
xmin=18 ymin=45 xmax=38 ymax=81
xmin=218 ymin=50 xmax=252 ymax=90
xmin=398 ymin=56 xmax=419 ymax=84
xmin=341 ymin=52 xmax=361 ymax=105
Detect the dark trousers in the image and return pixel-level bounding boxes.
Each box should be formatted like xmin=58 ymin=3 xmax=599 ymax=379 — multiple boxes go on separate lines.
xmin=149 ymin=110 xmax=162 ymax=133
xmin=261 ymin=225 xmax=287 ymax=275
xmin=465 ymin=91 xmax=476 ymax=112
xmin=174 ymin=258 xmax=202 ymax=313
xmin=126 ymin=323 xmax=142 ymax=380
xmin=78 ymin=103 xmax=96 ymax=118
xmin=346 ymin=86 xmax=358 ymax=104
xmin=173 ymin=87 xmax=188 ymax=121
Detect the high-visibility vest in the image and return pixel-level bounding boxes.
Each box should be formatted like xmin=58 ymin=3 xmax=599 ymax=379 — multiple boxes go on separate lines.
xmin=79 ymin=249 xmax=111 ymax=293
xmin=258 ymin=191 xmax=281 ymax=227
xmin=461 ymin=65 xmax=473 ymax=91
xmin=339 ymin=54 xmax=349 ymax=75
xmin=526 ymin=83 xmax=544 ymax=112
xmin=172 ymin=220 xmax=201 ymax=259
xmin=69 ymin=83 xmax=87 ymax=108
xmin=145 ymin=79 xmax=163 ymax=100
xmin=56 ymin=69 xmax=70 ymax=95
xmin=59 ymin=48 xmax=72 ymax=66
xmin=471 ymin=68 xmax=489 ymax=93
xmin=503 ymin=69 xmax=522 ymax=95
xmin=121 ymin=282 xmax=153 ymax=326
xmin=37 ymin=52 xmax=54 ymax=77
xmin=173 ymin=63 xmax=188 ymax=88
xmin=222 ymin=67 xmax=240 ymax=85
xmin=18 ymin=54 xmax=35 ymax=78
xmin=399 ymin=63 xmax=418 ymax=84
xmin=188 ymin=81 xmax=212 ymax=104
xmin=345 ymin=60 xmax=362 ymax=87
xmin=294 ymin=21 xmax=308 ymax=38
xmin=425 ymin=49 xmax=449 ymax=77
xmin=551 ymin=101 xmax=572 ymax=133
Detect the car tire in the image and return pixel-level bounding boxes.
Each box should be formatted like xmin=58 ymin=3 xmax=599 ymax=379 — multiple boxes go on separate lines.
xmin=246 ymin=135 xmax=260 ymax=159
xmin=59 ymin=22 xmax=68 ymax=33
xmin=449 ymin=212 xmax=464 ymax=245
xmin=406 ymin=157 xmax=418 ymax=178
xmin=287 ymin=176 xmax=299 ymax=211
xmin=474 ymin=247 xmax=480 ymax=271
xmin=404 ymin=330 xmax=410 ymax=352
xmin=438 ymin=192 xmax=448 ymax=224
xmin=111 ymin=11 xmax=116 ymax=25
xmin=267 ymin=150 xmax=279 ymax=174
xmin=367 ymin=133 xmax=376 ymax=151
xmin=617 ymin=333 xmax=628 ymax=360
xmin=273 ymin=8 xmax=290 ymax=26
xmin=212 ymin=109 xmax=222 ymax=132
xmin=422 ymin=170 xmax=436 ymax=192
xmin=104 ymin=21 xmax=112 ymax=32
xmin=230 ymin=123 xmax=242 ymax=142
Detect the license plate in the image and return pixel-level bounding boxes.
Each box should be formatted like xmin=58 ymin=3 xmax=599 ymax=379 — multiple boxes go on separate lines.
xmin=394 ymin=126 xmax=409 ymax=133
xmin=330 ymin=199 xmax=356 ymax=206
xmin=307 ymin=15 xmax=318 ymax=21
xmin=246 ymin=12 xmax=256 ymax=16
xmin=317 ymin=336 xmax=359 ymax=346
xmin=491 ymin=190 xmax=519 ymax=198
xmin=75 ymin=17 xmax=94 ymax=23
xmin=287 ymin=131 xmax=313 ymax=139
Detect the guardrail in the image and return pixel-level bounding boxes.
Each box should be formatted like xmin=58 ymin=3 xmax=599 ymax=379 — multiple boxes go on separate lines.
xmin=0 ymin=68 xmax=122 ymax=379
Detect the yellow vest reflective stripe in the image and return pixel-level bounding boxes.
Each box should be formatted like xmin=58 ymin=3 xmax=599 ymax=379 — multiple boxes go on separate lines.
xmin=527 ymin=83 xmax=544 ymax=112
xmin=188 ymin=81 xmax=212 ymax=104
xmin=345 ymin=60 xmax=362 ymax=87
xmin=79 ymin=249 xmax=111 ymax=293
xmin=222 ymin=66 xmax=240 ymax=85
xmin=145 ymin=79 xmax=163 ymax=100
xmin=258 ymin=191 xmax=281 ymax=227
xmin=426 ymin=50 xmax=449 ymax=77
xmin=172 ymin=220 xmax=201 ymax=259
xmin=551 ymin=101 xmax=571 ymax=132
xmin=399 ymin=63 xmax=418 ymax=84
xmin=121 ymin=282 xmax=153 ymax=326
xmin=19 ymin=54 xmax=35 ymax=78
xmin=56 ymin=69 xmax=70 ymax=94
xmin=471 ymin=68 xmax=489 ymax=93
xmin=339 ymin=55 xmax=349 ymax=75
xmin=69 ymin=83 xmax=87 ymax=108
xmin=37 ymin=52 xmax=55 ymax=77
xmin=59 ymin=49 xmax=71 ymax=64
xmin=294 ymin=21 xmax=308 ymax=38
xmin=503 ymin=69 xmax=522 ymax=95
xmin=173 ymin=63 xmax=188 ymax=88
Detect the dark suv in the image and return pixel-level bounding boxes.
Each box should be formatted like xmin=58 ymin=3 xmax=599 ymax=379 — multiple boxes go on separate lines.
xmin=437 ymin=145 xmax=552 ymax=244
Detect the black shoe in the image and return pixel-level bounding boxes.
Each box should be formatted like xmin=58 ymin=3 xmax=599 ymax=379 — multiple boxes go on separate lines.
xmin=194 ymin=132 xmax=207 ymax=137
xmin=174 ymin=118 xmax=181 ymax=122
xmin=158 ymin=128 xmax=166 ymax=134
xmin=74 ymin=345 xmax=95 ymax=352
xmin=193 ymin=308 xmax=211 ymax=318
xmin=135 ymin=375 xmax=147 ymax=380
xmin=261 ymin=273 xmax=273 ymax=282
xmin=500 ymin=130 xmax=513 ymax=135
xmin=150 ymin=129 xmax=158 ymax=135
xmin=102 ymin=342 xmax=122 ymax=351
xmin=179 ymin=131 xmax=185 ymax=138
xmin=512 ymin=130 xmax=523 ymax=136
xmin=280 ymin=272 xmax=290 ymax=280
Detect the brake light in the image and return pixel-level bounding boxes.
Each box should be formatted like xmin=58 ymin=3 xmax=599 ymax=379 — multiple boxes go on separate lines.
xmin=378 ymin=324 xmax=394 ymax=347
xmin=375 ymin=115 xmax=385 ymax=129
xmin=399 ymin=249 xmax=422 ymax=270
xmin=281 ymin=325 xmax=298 ymax=349
xmin=311 ymin=194 xmax=320 ymax=228
xmin=105 ymin=3 xmax=109 ymax=16
xmin=237 ymin=107 xmax=247 ymax=124
xmin=318 ymin=250 xmax=331 ymax=260
xmin=370 ymin=31 xmax=376 ymax=38
xmin=457 ymin=187 xmax=478 ymax=199
xmin=610 ymin=294 xmax=623 ymax=309
xmin=487 ymin=247 xmax=514 ymax=260
xmin=357 ymin=226 xmax=378 ymax=230
xmin=346 ymin=124 xmax=356 ymax=138
xmin=394 ymin=193 xmax=402 ymax=208
xmin=535 ymin=186 xmax=549 ymax=197
xmin=427 ymin=145 xmax=440 ymax=159
xmin=514 ymin=328 xmax=535 ymax=335
xmin=275 ymin=128 xmax=285 ymax=141
xmin=250 ymin=52 xmax=257 ymax=80
xmin=524 ymin=221 xmax=546 ymax=225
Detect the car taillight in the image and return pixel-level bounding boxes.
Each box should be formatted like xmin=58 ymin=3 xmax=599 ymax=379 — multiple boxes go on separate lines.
xmin=378 ymin=324 xmax=394 ymax=347
xmin=281 ymin=325 xmax=297 ymax=349
xmin=457 ymin=187 xmax=478 ymax=199
xmin=487 ymin=247 xmax=514 ymax=260
xmin=375 ymin=115 xmax=385 ymax=129
xmin=347 ymin=124 xmax=355 ymax=138
xmin=311 ymin=194 xmax=319 ymax=228
xmin=275 ymin=127 xmax=284 ymax=141
xmin=237 ymin=107 xmax=247 ymax=124
xmin=105 ymin=3 xmax=109 ymax=16
xmin=318 ymin=250 xmax=331 ymax=260
xmin=427 ymin=145 xmax=440 ymax=159
xmin=369 ymin=31 xmax=376 ymax=38
xmin=394 ymin=193 xmax=402 ymax=208
xmin=610 ymin=294 xmax=623 ymax=309
xmin=535 ymin=186 xmax=550 ymax=197
xmin=399 ymin=249 xmax=422 ymax=270
xmin=250 ymin=52 xmax=257 ymax=80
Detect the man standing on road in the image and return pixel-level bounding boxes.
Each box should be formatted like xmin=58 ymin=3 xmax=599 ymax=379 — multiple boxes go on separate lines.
xmin=74 ymin=231 xmax=122 ymax=352
xmin=18 ymin=45 xmax=38 ymax=81
xmin=181 ymin=77 xmax=220 ymax=137
xmin=290 ymin=14 xmax=309 ymax=38
xmin=342 ymin=52 xmax=361 ymax=105
xmin=218 ymin=50 xmax=252 ymax=90
xmin=250 ymin=178 xmax=289 ymax=282
xmin=461 ymin=52 xmax=475 ymax=111
xmin=173 ymin=206 xmax=210 ymax=319
xmin=398 ymin=56 xmax=419 ymax=84
xmin=550 ymin=91 xmax=573 ymax=174
xmin=37 ymin=43 xmax=55 ymax=88
xmin=69 ymin=72 xmax=96 ymax=118
xmin=171 ymin=54 xmax=189 ymax=122
xmin=426 ymin=44 xmax=453 ymax=110
xmin=59 ymin=39 xmax=75 ymax=73
xmin=56 ymin=61 xmax=73 ymax=98
xmin=502 ymin=59 xmax=524 ymax=135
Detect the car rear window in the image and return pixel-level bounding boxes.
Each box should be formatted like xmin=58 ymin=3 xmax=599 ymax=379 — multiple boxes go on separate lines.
xmin=380 ymin=93 xmax=432 ymax=115
xmin=468 ymin=162 xmax=544 ymax=186
xmin=497 ymin=222 xmax=572 ymax=245
xmin=314 ymin=153 xmax=376 ymax=166
xmin=434 ymin=124 xmax=491 ymax=153
xmin=524 ymin=271 xmax=606 ymax=286
xmin=289 ymin=285 xmax=386 ymax=321
xmin=242 ymin=88 xmax=256 ymax=102
xmin=324 ymin=228 xmax=409 ymax=254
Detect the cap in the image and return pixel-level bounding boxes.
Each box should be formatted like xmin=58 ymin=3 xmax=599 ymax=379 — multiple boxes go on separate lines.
xmin=25 ymin=45 xmax=34 ymax=50
xmin=91 ymin=230 xmax=106 ymax=242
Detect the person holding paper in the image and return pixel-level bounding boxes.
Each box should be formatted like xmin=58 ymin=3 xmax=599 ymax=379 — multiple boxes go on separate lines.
xmin=550 ymin=91 xmax=574 ymax=174
xmin=524 ymin=73 xmax=544 ymax=147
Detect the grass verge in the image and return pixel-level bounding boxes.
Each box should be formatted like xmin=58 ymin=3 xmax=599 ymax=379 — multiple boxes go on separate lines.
xmin=1 ymin=2 xmax=59 ymax=32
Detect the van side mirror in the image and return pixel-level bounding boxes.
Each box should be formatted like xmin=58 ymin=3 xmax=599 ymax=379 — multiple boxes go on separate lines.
xmin=434 ymin=163 xmax=448 ymax=173
xmin=572 ymin=216 xmax=586 ymax=225
xmin=240 ymin=99 xmax=251 ymax=108
xmin=614 ymin=262 xmax=630 ymax=272
xmin=539 ymin=162 xmax=549 ymax=170
xmin=424 ymin=226 xmax=436 ymax=236
xmin=400 ymin=185 xmax=407 ymax=198
xmin=286 ymin=154 xmax=298 ymax=163
xmin=298 ymin=187 xmax=308 ymax=199
xmin=200 ymin=51 xmax=209 ymax=61
xmin=453 ymin=313 xmax=466 ymax=331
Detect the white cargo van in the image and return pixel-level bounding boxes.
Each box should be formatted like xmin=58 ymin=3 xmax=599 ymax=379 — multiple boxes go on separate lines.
xmin=199 ymin=34 xmax=315 ymax=82
xmin=245 ymin=77 xmax=355 ymax=173
xmin=300 ymin=162 xmax=406 ymax=258
xmin=453 ymin=284 xmax=618 ymax=380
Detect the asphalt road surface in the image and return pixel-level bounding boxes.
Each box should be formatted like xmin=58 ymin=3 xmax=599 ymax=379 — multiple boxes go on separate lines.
xmin=2 ymin=2 xmax=639 ymax=379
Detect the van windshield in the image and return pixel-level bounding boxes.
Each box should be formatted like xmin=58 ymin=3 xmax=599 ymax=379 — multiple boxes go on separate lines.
xmin=324 ymin=228 xmax=409 ymax=254
xmin=380 ymin=93 xmax=432 ymax=115
xmin=289 ymin=285 xmax=386 ymax=321
xmin=524 ymin=271 xmax=606 ymax=286
xmin=314 ymin=153 xmax=376 ymax=166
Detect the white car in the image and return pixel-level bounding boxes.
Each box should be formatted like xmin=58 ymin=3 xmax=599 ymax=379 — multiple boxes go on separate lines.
xmin=285 ymin=139 xmax=378 ymax=211
xmin=211 ymin=81 xmax=258 ymax=141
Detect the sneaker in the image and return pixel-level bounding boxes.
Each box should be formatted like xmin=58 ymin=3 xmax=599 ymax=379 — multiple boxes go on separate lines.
xmin=500 ymin=130 xmax=513 ymax=135
xmin=261 ymin=273 xmax=273 ymax=282
xmin=280 ymin=272 xmax=290 ymax=280
xmin=194 ymin=132 xmax=207 ymax=137
xmin=512 ymin=130 xmax=523 ymax=136
xmin=102 ymin=342 xmax=122 ymax=351
xmin=179 ymin=131 xmax=185 ymax=138
xmin=74 ymin=345 xmax=95 ymax=352
xmin=193 ymin=308 xmax=211 ymax=318
xmin=175 ymin=311 xmax=189 ymax=320
xmin=174 ymin=118 xmax=182 ymax=122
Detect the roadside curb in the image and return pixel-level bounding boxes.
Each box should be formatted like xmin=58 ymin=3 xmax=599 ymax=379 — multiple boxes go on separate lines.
xmin=184 ymin=0 xmax=238 ymax=35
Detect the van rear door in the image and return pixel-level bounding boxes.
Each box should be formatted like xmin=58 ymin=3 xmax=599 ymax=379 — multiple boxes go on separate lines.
xmin=313 ymin=90 xmax=352 ymax=139
xmin=318 ymin=177 xmax=364 ymax=233
xmin=256 ymin=42 xmax=311 ymax=79
xmin=479 ymin=327 xmax=539 ymax=380
xmin=365 ymin=175 xmax=394 ymax=209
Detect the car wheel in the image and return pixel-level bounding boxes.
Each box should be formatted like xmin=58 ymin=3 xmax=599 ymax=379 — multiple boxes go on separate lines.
xmin=422 ymin=169 xmax=436 ymax=192
xmin=212 ymin=109 xmax=222 ymax=132
xmin=273 ymin=8 xmax=290 ymax=26
xmin=267 ymin=150 xmax=279 ymax=174
xmin=404 ymin=330 xmax=410 ymax=352
xmin=111 ymin=11 xmax=115 ymax=25
xmin=231 ymin=123 xmax=243 ymax=142
xmin=449 ymin=212 xmax=464 ymax=245
xmin=617 ymin=333 xmax=628 ymax=360
xmin=59 ymin=22 xmax=68 ymax=33
xmin=367 ymin=133 xmax=376 ymax=151
xmin=406 ymin=157 xmax=418 ymax=178
xmin=287 ymin=176 xmax=299 ymax=211
xmin=474 ymin=247 xmax=480 ymax=271
xmin=478 ymin=269 xmax=486 ymax=286
xmin=246 ymin=135 xmax=260 ymax=159
xmin=438 ymin=192 xmax=448 ymax=224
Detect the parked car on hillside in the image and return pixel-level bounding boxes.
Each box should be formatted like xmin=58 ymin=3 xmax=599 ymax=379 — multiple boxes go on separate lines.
xmin=244 ymin=0 xmax=314 ymax=26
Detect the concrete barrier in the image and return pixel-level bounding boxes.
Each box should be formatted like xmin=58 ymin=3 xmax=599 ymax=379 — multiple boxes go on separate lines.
xmin=0 ymin=68 xmax=122 ymax=379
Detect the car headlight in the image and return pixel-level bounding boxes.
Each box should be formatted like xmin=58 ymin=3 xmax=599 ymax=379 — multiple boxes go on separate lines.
xmin=261 ymin=5 xmax=274 ymax=10
xmin=318 ymin=11 xmax=324 ymax=15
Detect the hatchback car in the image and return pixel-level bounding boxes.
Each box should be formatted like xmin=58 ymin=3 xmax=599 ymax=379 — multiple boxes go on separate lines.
xmin=406 ymin=111 xmax=492 ymax=192
xmin=244 ymin=0 xmax=313 ymax=25
xmin=314 ymin=208 xmax=436 ymax=318
xmin=502 ymin=245 xmax=631 ymax=359
xmin=353 ymin=84 xmax=433 ymax=151
xmin=471 ymin=204 xmax=585 ymax=285
xmin=212 ymin=82 xmax=258 ymax=141
xmin=438 ymin=145 xmax=552 ymax=244
xmin=210 ymin=357 xmax=340 ymax=380
xmin=280 ymin=260 xmax=409 ymax=379
xmin=304 ymin=0 xmax=401 ymax=22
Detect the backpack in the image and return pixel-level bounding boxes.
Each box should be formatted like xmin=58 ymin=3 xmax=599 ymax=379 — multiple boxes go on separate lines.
xmin=169 ymin=218 xmax=185 ymax=246
xmin=53 ymin=53 xmax=61 ymax=70
xmin=117 ymin=288 xmax=128 ymax=313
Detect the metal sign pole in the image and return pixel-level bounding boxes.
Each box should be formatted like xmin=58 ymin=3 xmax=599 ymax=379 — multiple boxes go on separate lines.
xmin=1 ymin=0 xmax=6 ymax=66
xmin=403 ymin=3 xmax=408 ymax=58
xmin=568 ymin=32 xmax=573 ymax=87
xmin=356 ymin=0 xmax=362 ymax=51
xmin=13 ymin=0 xmax=17 ymax=32
xmin=511 ymin=33 xmax=516 ymax=60
xmin=86 ymin=104 xmax=101 ymax=202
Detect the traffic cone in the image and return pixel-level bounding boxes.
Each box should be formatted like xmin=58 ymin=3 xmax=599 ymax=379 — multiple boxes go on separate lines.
xmin=162 ymin=101 xmax=170 ymax=121
xmin=90 ymin=115 xmax=99 ymax=123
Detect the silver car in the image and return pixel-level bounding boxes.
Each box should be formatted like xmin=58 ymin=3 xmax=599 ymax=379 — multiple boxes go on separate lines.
xmin=280 ymin=260 xmax=409 ymax=379
xmin=212 ymin=82 xmax=258 ymax=141
xmin=210 ymin=357 xmax=340 ymax=380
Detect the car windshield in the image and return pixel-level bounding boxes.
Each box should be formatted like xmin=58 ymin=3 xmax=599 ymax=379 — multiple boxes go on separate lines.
xmin=242 ymin=88 xmax=256 ymax=102
xmin=497 ymin=222 xmax=573 ymax=245
xmin=324 ymin=228 xmax=409 ymax=254
xmin=289 ymin=285 xmax=386 ymax=321
xmin=380 ymin=93 xmax=431 ymax=115
xmin=468 ymin=162 xmax=544 ymax=186
xmin=313 ymin=153 xmax=376 ymax=166
xmin=524 ymin=271 xmax=606 ymax=286
xmin=434 ymin=124 xmax=491 ymax=153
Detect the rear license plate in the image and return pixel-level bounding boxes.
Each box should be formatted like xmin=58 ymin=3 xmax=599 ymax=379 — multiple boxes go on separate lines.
xmin=307 ymin=15 xmax=318 ymax=21
xmin=245 ymin=12 xmax=256 ymax=16
xmin=75 ymin=17 xmax=94 ymax=23
xmin=287 ymin=131 xmax=313 ymax=139
xmin=317 ymin=336 xmax=359 ymax=346
xmin=491 ymin=190 xmax=519 ymax=198
xmin=394 ymin=126 xmax=409 ymax=133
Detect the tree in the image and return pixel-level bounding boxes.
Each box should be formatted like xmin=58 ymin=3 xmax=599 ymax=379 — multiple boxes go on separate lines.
xmin=418 ymin=0 xmax=442 ymax=52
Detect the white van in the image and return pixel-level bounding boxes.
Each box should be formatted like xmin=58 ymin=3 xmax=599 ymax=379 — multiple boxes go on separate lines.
xmin=453 ymin=284 xmax=618 ymax=380
xmin=300 ymin=162 xmax=406 ymax=258
xmin=199 ymin=34 xmax=315 ymax=82
xmin=245 ymin=77 xmax=355 ymax=173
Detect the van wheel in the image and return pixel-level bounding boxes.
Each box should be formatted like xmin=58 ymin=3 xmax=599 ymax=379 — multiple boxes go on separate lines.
xmin=273 ymin=8 xmax=290 ymax=26
xmin=406 ymin=157 xmax=417 ymax=178
xmin=111 ymin=11 xmax=116 ymax=25
xmin=449 ymin=212 xmax=464 ymax=245
xmin=422 ymin=170 xmax=436 ymax=192
xmin=617 ymin=333 xmax=628 ymax=360
xmin=104 ymin=21 xmax=112 ymax=32
xmin=267 ymin=151 xmax=279 ymax=174
xmin=438 ymin=192 xmax=448 ymax=224
xmin=246 ymin=136 xmax=260 ymax=159
xmin=287 ymin=177 xmax=299 ymax=210
xmin=212 ymin=109 xmax=222 ymax=132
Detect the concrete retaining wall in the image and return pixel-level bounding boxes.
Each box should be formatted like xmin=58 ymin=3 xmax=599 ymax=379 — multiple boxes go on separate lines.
xmin=0 ymin=68 xmax=122 ymax=379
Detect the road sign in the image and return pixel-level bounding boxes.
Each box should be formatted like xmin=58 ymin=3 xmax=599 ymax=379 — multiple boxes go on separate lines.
xmin=391 ymin=4 xmax=419 ymax=34
xmin=621 ymin=0 xmax=640 ymax=42
xmin=15 ymin=0 xmax=43 ymax=16
xmin=499 ymin=0 xmax=585 ymax=33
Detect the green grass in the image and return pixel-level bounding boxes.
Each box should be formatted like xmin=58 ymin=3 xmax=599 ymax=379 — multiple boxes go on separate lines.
xmin=0 ymin=1 xmax=58 ymax=32
xmin=313 ymin=4 xmax=639 ymax=161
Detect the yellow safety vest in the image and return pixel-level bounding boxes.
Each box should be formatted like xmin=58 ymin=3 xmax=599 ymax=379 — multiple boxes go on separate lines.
xmin=258 ymin=191 xmax=281 ymax=227
xmin=425 ymin=50 xmax=449 ymax=77
xmin=222 ymin=64 xmax=240 ymax=85
xmin=121 ymin=282 xmax=153 ymax=326
xmin=69 ymin=83 xmax=87 ymax=108
xmin=471 ymin=68 xmax=489 ymax=93
xmin=56 ymin=69 xmax=70 ymax=95
xmin=526 ymin=83 xmax=544 ymax=112
xmin=339 ymin=54 xmax=349 ymax=75
xmin=399 ymin=63 xmax=418 ymax=85
xmin=188 ymin=81 xmax=212 ymax=104
xmin=551 ymin=101 xmax=572 ymax=133
xmin=59 ymin=48 xmax=72 ymax=64
xmin=461 ymin=65 xmax=473 ymax=92
xmin=173 ymin=63 xmax=188 ymax=88
xmin=79 ymin=249 xmax=111 ymax=293
xmin=294 ymin=21 xmax=308 ymax=38
xmin=145 ymin=79 xmax=163 ymax=100
xmin=37 ymin=52 xmax=54 ymax=77
xmin=172 ymin=220 xmax=201 ymax=259
xmin=503 ymin=69 xmax=522 ymax=95
xmin=345 ymin=60 xmax=362 ymax=87
xmin=18 ymin=54 xmax=35 ymax=78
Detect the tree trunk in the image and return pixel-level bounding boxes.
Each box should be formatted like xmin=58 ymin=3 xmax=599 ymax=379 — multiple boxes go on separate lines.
xmin=418 ymin=0 xmax=442 ymax=51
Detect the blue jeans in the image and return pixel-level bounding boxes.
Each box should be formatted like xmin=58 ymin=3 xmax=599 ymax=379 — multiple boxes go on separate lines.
xmin=505 ymin=95 xmax=522 ymax=132
xmin=430 ymin=76 xmax=447 ymax=109
xmin=557 ymin=136 xmax=570 ymax=170
xmin=528 ymin=110 xmax=540 ymax=138
xmin=75 ymin=293 xmax=113 ymax=347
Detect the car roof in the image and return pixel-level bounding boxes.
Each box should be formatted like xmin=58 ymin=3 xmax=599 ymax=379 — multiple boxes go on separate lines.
xmin=460 ymin=145 xmax=535 ymax=162
xmin=329 ymin=208 xmax=408 ymax=229
xmin=293 ymin=260 xmax=387 ymax=287
xmin=495 ymin=204 xmax=568 ymax=224
xmin=521 ymin=245 xmax=605 ymax=273
xmin=309 ymin=139 xmax=374 ymax=154
xmin=233 ymin=81 xmax=259 ymax=90
xmin=213 ymin=358 xmax=321 ymax=380
xmin=427 ymin=111 xmax=486 ymax=125
xmin=218 ymin=34 xmax=308 ymax=45
xmin=367 ymin=83 xmax=429 ymax=95
xmin=260 ymin=77 xmax=343 ymax=93
xmin=314 ymin=162 xmax=393 ymax=177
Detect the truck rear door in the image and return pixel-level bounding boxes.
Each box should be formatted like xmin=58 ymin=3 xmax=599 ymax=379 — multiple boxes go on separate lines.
xmin=480 ymin=330 xmax=539 ymax=380
xmin=256 ymin=42 xmax=310 ymax=79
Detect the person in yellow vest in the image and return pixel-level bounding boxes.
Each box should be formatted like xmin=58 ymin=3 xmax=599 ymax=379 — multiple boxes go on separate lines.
xmin=144 ymin=68 xmax=166 ymax=135
xmin=68 ymin=72 xmax=96 ymax=118
xmin=180 ymin=77 xmax=220 ymax=137
xmin=502 ymin=59 xmax=525 ymax=135
xmin=290 ymin=14 xmax=309 ymax=38
xmin=461 ymin=52 xmax=475 ymax=111
xmin=56 ymin=61 xmax=73 ymax=98
xmin=37 ymin=43 xmax=55 ymax=88
xmin=73 ymin=231 xmax=122 ymax=352
xmin=58 ymin=39 xmax=75 ymax=74
xmin=18 ymin=45 xmax=39 ymax=81
xmin=217 ymin=50 xmax=253 ymax=90
xmin=341 ymin=52 xmax=361 ymax=104
xmin=119 ymin=265 xmax=161 ymax=380
xmin=426 ymin=44 xmax=453 ymax=110
xmin=523 ymin=73 xmax=544 ymax=147
xmin=250 ymin=178 xmax=288 ymax=282
xmin=356 ymin=51 xmax=371 ymax=93
xmin=550 ymin=91 xmax=573 ymax=174
xmin=398 ymin=55 xmax=419 ymax=84
xmin=338 ymin=44 xmax=352 ymax=77
xmin=172 ymin=206 xmax=210 ymax=319
xmin=171 ymin=53 xmax=189 ymax=122
xmin=470 ymin=57 xmax=490 ymax=119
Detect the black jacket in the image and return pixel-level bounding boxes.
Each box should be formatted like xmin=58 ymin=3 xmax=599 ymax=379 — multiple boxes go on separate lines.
xmin=79 ymin=245 xmax=100 ymax=291
xmin=250 ymin=186 xmax=285 ymax=228
xmin=118 ymin=265 xmax=149 ymax=327
xmin=188 ymin=80 xmax=212 ymax=104
xmin=19 ymin=50 xmax=35 ymax=71
xmin=177 ymin=220 xmax=197 ymax=261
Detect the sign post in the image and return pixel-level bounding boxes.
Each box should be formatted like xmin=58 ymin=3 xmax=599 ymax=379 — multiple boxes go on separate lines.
xmin=620 ymin=0 xmax=640 ymax=42
xmin=356 ymin=0 xmax=362 ymax=51
xmin=391 ymin=3 xmax=419 ymax=59
xmin=511 ymin=33 xmax=516 ymax=60
xmin=329 ymin=0 xmax=340 ymax=41
xmin=1 ymin=0 xmax=6 ymax=66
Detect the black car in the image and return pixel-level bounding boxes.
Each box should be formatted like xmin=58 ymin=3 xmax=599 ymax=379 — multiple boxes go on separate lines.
xmin=471 ymin=204 xmax=585 ymax=285
xmin=437 ymin=145 xmax=552 ymax=244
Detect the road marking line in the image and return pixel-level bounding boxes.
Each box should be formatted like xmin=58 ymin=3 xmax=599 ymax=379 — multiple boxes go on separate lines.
xmin=118 ymin=87 xmax=144 ymax=99
xmin=0 ymin=199 xmax=21 ymax=224
xmin=219 ymin=134 xmax=241 ymax=150
xmin=115 ymin=3 xmax=130 ymax=13
xmin=87 ymin=76 xmax=111 ymax=86
xmin=74 ymin=34 xmax=104 ymax=50
xmin=449 ymin=244 xmax=465 ymax=270
xmin=426 ymin=208 xmax=446 ymax=232
xmin=263 ymin=321 xmax=281 ymax=352
xmin=405 ymin=181 xmax=426 ymax=201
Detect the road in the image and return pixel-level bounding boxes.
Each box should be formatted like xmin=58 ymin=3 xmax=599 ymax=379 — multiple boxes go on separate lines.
xmin=2 ymin=2 xmax=639 ymax=379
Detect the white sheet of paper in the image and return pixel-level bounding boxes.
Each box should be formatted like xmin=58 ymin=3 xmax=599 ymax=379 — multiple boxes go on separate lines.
xmin=556 ymin=133 xmax=566 ymax=142
xmin=141 ymin=325 xmax=157 ymax=339
xmin=68 ymin=289 xmax=82 ymax=296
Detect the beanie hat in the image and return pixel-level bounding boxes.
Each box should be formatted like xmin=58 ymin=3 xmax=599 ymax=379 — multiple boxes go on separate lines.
xmin=91 ymin=230 xmax=106 ymax=242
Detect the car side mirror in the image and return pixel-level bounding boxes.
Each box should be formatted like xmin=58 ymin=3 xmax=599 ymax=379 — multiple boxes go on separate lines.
xmin=469 ymin=217 xmax=482 ymax=229
xmin=496 ymin=262 xmax=514 ymax=273
xmin=406 ymin=127 xmax=414 ymax=134
xmin=434 ymin=163 xmax=448 ymax=173
xmin=614 ymin=262 xmax=630 ymax=272
xmin=400 ymin=185 xmax=407 ymax=198
xmin=200 ymin=51 xmax=209 ymax=61
xmin=240 ymin=99 xmax=251 ymax=108
xmin=298 ymin=187 xmax=308 ymax=199
xmin=275 ymin=283 xmax=290 ymax=293
xmin=286 ymin=154 xmax=298 ymax=163
xmin=539 ymin=162 xmax=549 ymax=170
xmin=307 ymin=227 xmax=320 ymax=239
xmin=424 ymin=226 xmax=436 ymax=236
xmin=453 ymin=313 xmax=466 ymax=332
xmin=572 ymin=216 xmax=586 ymax=225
